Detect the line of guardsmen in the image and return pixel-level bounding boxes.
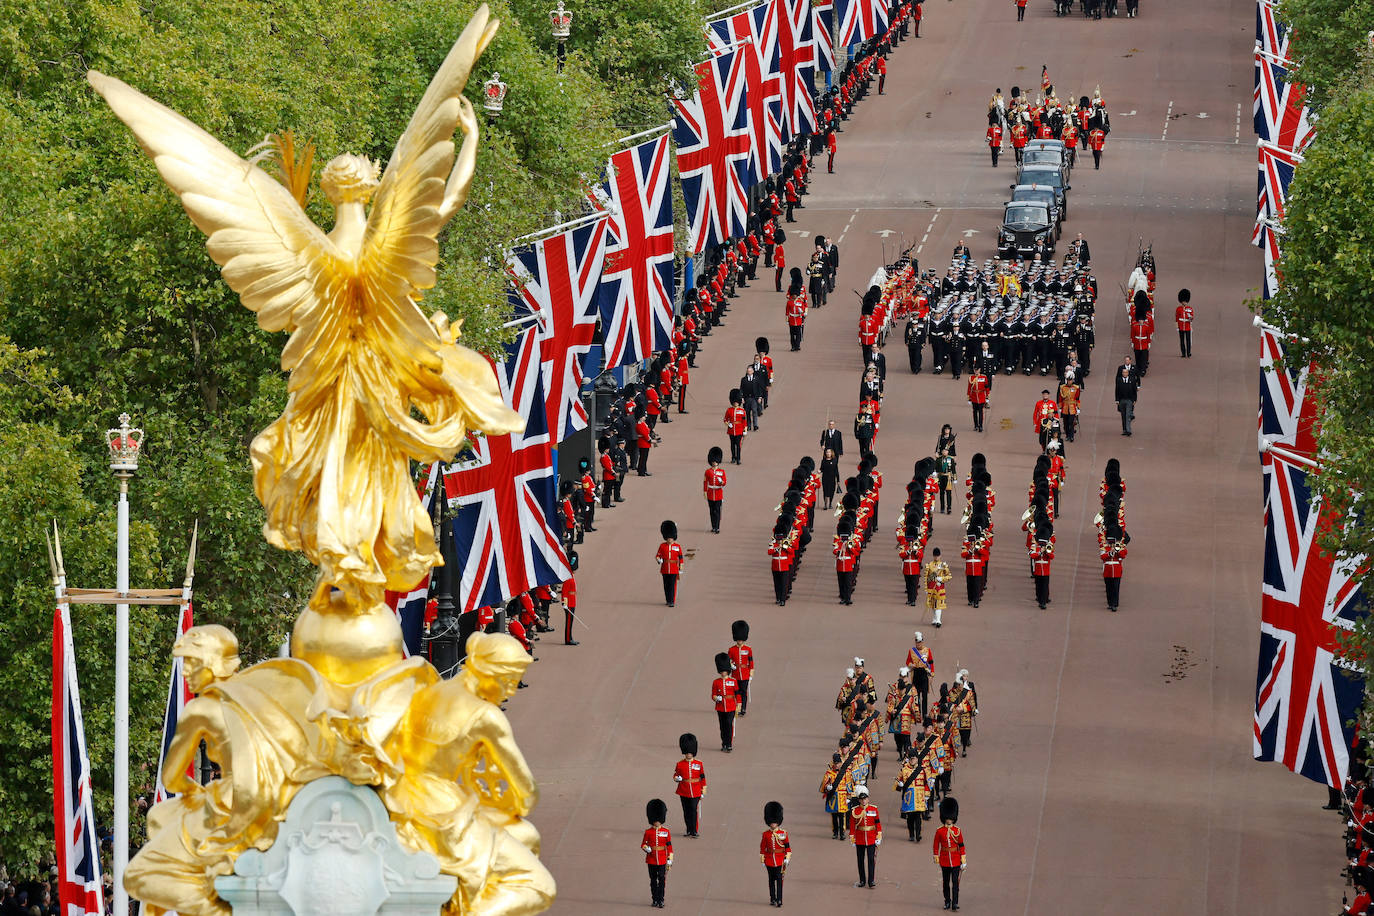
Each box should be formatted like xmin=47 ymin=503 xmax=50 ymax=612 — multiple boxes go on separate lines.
xmin=832 ymin=453 xmax=884 ymax=605
xmin=768 ymin=456 xmax=822 ymax=605
xmin=1096 ymin=458 xmax=1129 ymax=611
xmin=820 ymin=649 xmax=977 ymax=906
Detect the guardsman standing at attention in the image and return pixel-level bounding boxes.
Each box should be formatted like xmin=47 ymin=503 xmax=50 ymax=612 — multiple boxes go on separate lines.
xmin=933 ymin=797 xmax=967 ymax=911
xmin=712 ymin=652 xmax=740 ymax=752
xmin=786 ymin=268 xmax=808 ymax=350
xmin=673 ymin=733 xmax=706 ymax=837
xmin=986 ymin=121 xmax=1003 ymax=167
xmin=761 ymin=801 xmax=792 ymax=907
xmin=729 ymin=619 xmax=755 ymax=716
xmin=560 ymin=575 xmax=579 ymax=646
xmin=642 ymin=798 xmax=673 ymax=909
xmin=1175 ymin=288 xmax=1194 ymax=357
xmin=725 ymin=389 xmax=748 ymax=464
xmin=827 ymin=127 xmax=838 ymax=173
xmin=656 ymin=520 xmax=684 ymax=607
xmin=966 ymin=367 xmax=990 ymax=432
xmin=924 ymin=547 xmax=952 ymax=627
xmin=704 ymin=446 xmax=727 ymax=533
xmin=848 ymin=785 xmax=882 ymax=888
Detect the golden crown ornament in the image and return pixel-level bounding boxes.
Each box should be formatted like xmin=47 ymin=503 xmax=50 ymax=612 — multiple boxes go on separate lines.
xmin=483 ymin=72 xmax=508 ymax=114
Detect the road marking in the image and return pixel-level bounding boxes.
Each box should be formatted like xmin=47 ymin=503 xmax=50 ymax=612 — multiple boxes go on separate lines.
xmin=1234 ymin=101 xmax=1242 ymax=144
xmin=1161 ymin=100 xmax=1173 ymax=140
xmin=921 ymin=233 xmax=929 ymax=244
xmin=962 ymin=228 xmax=980 ymax=238
xmin=1118 ymin=109 xmax=1137 ymax=116
xmin=795 ymin=229 xmax=811 ymax=238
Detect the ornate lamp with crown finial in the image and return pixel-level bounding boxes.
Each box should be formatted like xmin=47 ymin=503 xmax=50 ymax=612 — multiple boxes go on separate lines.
xmin=483 ymin=72 xmax=508 ymax=115
xmin=549 ymin=0 xmax=572 ymax=71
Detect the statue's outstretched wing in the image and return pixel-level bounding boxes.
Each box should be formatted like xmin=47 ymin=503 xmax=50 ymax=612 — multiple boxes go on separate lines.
xmin=87 ymin=70 xmax=347 ymax=383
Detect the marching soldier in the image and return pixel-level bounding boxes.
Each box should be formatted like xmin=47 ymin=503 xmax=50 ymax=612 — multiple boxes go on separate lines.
xmin=894 ymin=746 xmax=933 ymax=841
xmin=822 ymin=751 xmax=850 ymax=839
xmin=786 ymin=268 xmax=807 ymax=350
xmin=953 ymin=670 xmax=977 ymax=755
xmin=932 ymin=797 xmax=967 ymax=911
xmin=966 ymin=368 xmax=990 ymax=433
xmin=655 ymin=520 xmax=684 ymax=607
xmin=924 ymin=547 xmax=952 ymax=627
xmin=711 ymin=652 xmax=739 ymax=752
xmin=827 ymin=128 xmax=838 ymax=173
xmin=898 ymin=517 xmax=924 ymax=605
xmin=1175 ymin=288 xmax=1193 ymax=357
xmin=937 ymin=449 xmax=957 ymax=515
xmin=1029 ymin=514 xmax=1054 ymax=609
xmin=907 ymin=630 xmax=934 ymax=711
xmin=1032 ymin=389 xmax=1059 ymax=452
xmin=641 ymin=798 xmax=673 ymax=909
xmin=1058 ymin=370 xmax=1082 ymax=442
xmin=769 ymin=520 xmax=795 ymax=606
xmin=724 ymin=389 xmax=747 ymax=464
xmin=761 ymin=801 xmax=791 ymax=907
xmin=986 ymin=121 xmax=1002 ymax=167
xmin=673 ymin=733 xmax=706 ymax=837
xmin=1009 ymin=119 xmax=1029 ymax=163
xmin=849 ymin=786 xmax=882 ymax=888
xmin=560 ymin=575 xmax=579 ymax=646
xmin=1089 ymin=125 xmax=1106 ymax=169
xmin=886 ymin=667 xmax=917 ymax=758
xmin=704 ymin=446 xmax=727 ymax=533
xmin=905 ymin=309 xmax=928 ymax=373
xmin=835 ymin=516 xmax=858 ymax=605
xmin=729 ymin=619 xmax=755 ymax=716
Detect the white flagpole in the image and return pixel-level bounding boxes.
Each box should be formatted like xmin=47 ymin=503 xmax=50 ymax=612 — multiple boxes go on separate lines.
xmin=511 ymin=210 xmax=607 ymax=245
xmin=605 ymin=122 xmax=674 ymax=149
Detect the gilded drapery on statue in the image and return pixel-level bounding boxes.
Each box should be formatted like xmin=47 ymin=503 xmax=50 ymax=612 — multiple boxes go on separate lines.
xmin=89 ymin=6 xmax=556 ymax=914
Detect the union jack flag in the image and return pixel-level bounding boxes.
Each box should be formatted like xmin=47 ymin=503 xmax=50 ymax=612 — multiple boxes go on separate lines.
xmin=1258 ymin=220 xmax=1282 ymax=302
xmin=835 ymin=0 xmax=888 ymax=46
xmin=709 ymin=3 xmax=785 ymax=176
xmin=383 ymin=461 xmax=443 ymax=658
xmin=1252 ymin=141 xmax=1301 ymax=247
xmin=1254 ymin=445 xmax=1367 ymax=788
xmin=813 ymin=0 xmax=836 ymax=70
xmin=52 ymin=602 xmax=104 ymax=916
xmin=777 ymin=0 xmax=819 ymax=135
xmin=1254 ymin=47 xmax=1313 ymax=152
xmin=153 ymin=597 xmax=195 ymax=805
xmin=673 ymin=49 xmax=753 ymax=253
xmin=1256 ymin=0 xmax=1289 ymax=60
xmin=508 ymin=217 xmax=609 ymax=442
xmin=595 ymin=134 xmax=676 ymax=367
xmin=1258 ymin=327 xmax=1316 ymax=454
xmin=444 ymin=324 xmax=570 ymax=612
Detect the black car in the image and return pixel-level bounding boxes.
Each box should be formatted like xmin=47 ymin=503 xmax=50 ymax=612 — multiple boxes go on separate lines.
xmin=998 ymin=203 xmax=1055 ymax=259
xmin=1009 ymin=184 xmax=1063 ymax=239
xmin=1015 ymin=164 xmax=1071 ymax=218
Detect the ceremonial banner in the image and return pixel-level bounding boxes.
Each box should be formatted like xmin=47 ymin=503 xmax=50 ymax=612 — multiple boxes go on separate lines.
xmin=52 ymin=604 xmax=105 ymax=916
xmin=778 ymin=0 xmax=819 ymax=135
xmin=446 ymin=325 xmax=571 ymax=612
xmin=1254 ymin=47 xmax=1313 ymax=152
xmin=673 ymin=49 xmax=753 ymax=253
xmin=710 ymin=3 xmax=785 ymax=176
xmin=595 ymin=134 xmax=676 ymax=367
xmin=835 ymin=0 xmax=888 ymax=46
xmin=1252 ymin=141 xmax=1301 ymax=247
xmin=153 ymin=598 xmax=195 ymax=804
xmin=1256 ymin=0 xmax=1290 ymax=62
xmin=508 ymin=217 xmax=609 ymax=442
xmin=812 ymin=0 xmax=837 ymax=70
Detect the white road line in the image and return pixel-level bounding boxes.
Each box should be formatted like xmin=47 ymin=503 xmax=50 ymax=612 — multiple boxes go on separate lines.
xmin=916 ymin=244 xmax=923 ymax=254
xmin=1162 ymin=100 xmax=1173 ymax=140
xmin=1234 ymin=101 xmax=1242 ymax=144
xmin=837 ymin=233 xmax=846 ymax=245
xmin=921 ymin=233 xmax=929 ymax=243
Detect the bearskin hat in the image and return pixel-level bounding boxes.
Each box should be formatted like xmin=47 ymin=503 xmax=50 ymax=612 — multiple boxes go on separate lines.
xmin=715 ymin=652 xmax=732 ymax=674
xmin=623 ymin=382 xmax=638 ymax=397
xmin=1106 ymin=457 xmax=1121 ymax=477
xmin=863 ymin=451 xmax=878 ymax=469
xmin=1036 ymin=517 xmax=1054 ymax=541
xmin=598 ymin=436 xmax=612 ymax=452
xmin=842 ymin=492 xmax=860 ymax=512
xmin=914 ymin=457 xmax=936 ymax=480
xmin=730 ymin=388 xmax=743 ymax=405
xmin=939 ymin=797 xmax=959 ymax=824
xmin=792 ymin=469 xmax=808 ymax=489
xmin=971 ymin=452 xmax=987 ymax=470
xmin=845 ymin=476 xmax=859 ymax=494
xmin=799 ymin=455 xmax=816 ymax=474
xmin=857 ymin=458 xmax=872 ymax=476
xmin=732 ymin=619 xmax=750 ymax=641
xmin=707 ymin=446 xmax=724 ymax=465
xmin=661 ymin=520 xmax=678 ymax=540
xmin=559 ymin=480 xmax=575 ymax=498
xmin=755 ymin=336 xmax=770 ymax=355
xmin=790 ymin=266 xmax=803 ymax=284
xmin=764 ymin=801 xmax=784 ymax=826
xmin=977 ymin=469 xmax=992 ymax=487
xmin=773 ymin=519 xmax=790 ymax=539
xmin=679 ymin=732 xmax=698 ymax=756
xmin=647 ymin=798 xmax=668 ymax=824
xmin=815 ymin=234 xmax=827 ymax=248
xmin=837 ymin=516 xmax=856 ymax=537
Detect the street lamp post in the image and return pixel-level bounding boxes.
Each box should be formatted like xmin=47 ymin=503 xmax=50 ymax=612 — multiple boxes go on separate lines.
xmin=483 ymin=73 xmax=508 ymax=117
xmin=549 ymin=0 xmax=573 ymax=72
xmin=106 ymin=413 xmax=143 ymax=916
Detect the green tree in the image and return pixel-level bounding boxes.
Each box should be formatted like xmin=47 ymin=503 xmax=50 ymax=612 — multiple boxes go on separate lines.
xmin=1277 ymin=0 xmax=1374 ymax=110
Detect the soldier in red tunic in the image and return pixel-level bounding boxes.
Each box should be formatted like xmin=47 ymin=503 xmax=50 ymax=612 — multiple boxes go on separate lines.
xmin=966 ymin=370 xmax=991 ymax=432
xmin=641 ymin=798 xmax=673 ymax=908
xmin=932 ymin=797 xmax=966 ymax=910
xmin=729 ymin=619 xmax=755 ymax=716
xmin=673 ymin=733 xmax=706 ymax=837
xmin=559 ymin=575 xmax=579 ymax=646
xmin=1089 ymin=126 xmax=1107 ymax=169
xmin=724 ymin=389 xmax=748 ymax=465
xmin=1009 ymin=120 xmax=1029 ymax=163
xmin=785 ymin=269 xmax=808 ymax=351
xmin=1175 ymin=288 xmax=1193 ymax=357
xmin=711 ymin=652 xmax=739 ymax=752
xmin=704 ymin=446 xmax=727 ymax=533
xmin=848 ymin=785 xmax=882 ymax=888
xmin=985 ymin=123 xmax=1003 ymax=167
xmin=655 ymin=520 xmax=683 ymax=606
xmin=760 ymin=801 xmax=791 ymax=907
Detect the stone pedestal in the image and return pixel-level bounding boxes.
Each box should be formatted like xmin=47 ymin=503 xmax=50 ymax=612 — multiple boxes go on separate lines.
xmin=215 ymin=777 xmax=456 ymax=916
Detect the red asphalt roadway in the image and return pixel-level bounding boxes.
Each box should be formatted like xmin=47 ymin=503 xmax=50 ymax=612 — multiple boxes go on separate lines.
xmin=506 ymin=0 xmax=1343 ymax=912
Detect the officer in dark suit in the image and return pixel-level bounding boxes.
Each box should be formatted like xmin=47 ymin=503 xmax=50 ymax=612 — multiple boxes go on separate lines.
xmin=905 ymin=312 xmax=928 ymax=373
xmin=740 ymin=366 xmax=763 ymax=431
xmin=820 ymin=419 xmax=845 ymax=458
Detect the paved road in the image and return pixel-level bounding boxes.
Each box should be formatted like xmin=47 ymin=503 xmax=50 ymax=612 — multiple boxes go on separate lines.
xmin=506 ymin=0 xmax=1344 ymax=912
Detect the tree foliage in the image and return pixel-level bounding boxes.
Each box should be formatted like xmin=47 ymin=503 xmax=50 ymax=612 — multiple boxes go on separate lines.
xmin=1277 ymin=0 xmax=1374 ymax=110
xmin=0 ymin=0 xmax=714 ymax=872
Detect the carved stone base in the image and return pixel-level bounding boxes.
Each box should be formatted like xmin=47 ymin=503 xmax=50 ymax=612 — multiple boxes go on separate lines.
xmin=215 ymin=777 xmax=456 ymax=916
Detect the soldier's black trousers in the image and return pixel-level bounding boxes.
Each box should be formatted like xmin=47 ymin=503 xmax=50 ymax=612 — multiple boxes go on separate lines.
xmin=904 ymin=573 xmax=919 ymax=604
xmin=737 ymin=678 xmax=750 ymax=713
xmin=831 ymin=812 xmax=845 ymax=837
xmin=717 ymin=709 xmax=735 ymax=749
xmin=966 ymin=575 xmax=982 ymax=605
xmin=789 ymin=325 xmax=803 ymax=350
xmin=601 ymin=482 xmax=613 ymax=508
xmin=663 ymin=573 xmax=678 ymax=605
xmin=707 ymin=498 xmax=722 ymax=531
xmin=1093 ymin=149 xmax=1102 ymax=168
xmin=1063 ymin=414 xmax=1077 ymax=441
xmin=1034 ymin=574 xmax=1050 ymax=606
xmin=729 ymin=434 xmax=743 ymax=463
xmin=564 ymin=606 xmax=575 ymax=643
xmin=636 ymin=448 xmax=649 ymax=475
xmin=971 ymin=403 xmax=985 ymax=431
xmin=679 ymin=796 xmax=700 ymax=835
xmin=838 ymin=570 xmax=854 ymax=603
xmin=908 ymin=343 xmax=923 ymax=373
xmin=1134 ymin=347 xmax=1149 ymax=376
xmin=1179 ymin=329 xmax=1191 ymax=357
xmin=773 ymin=569 xmax=789 ymax=604
xmin=855 ymin=844 xmax=876 ymax=884
xmin=906 ymin=811 xmax=921 ymax=839
xmin=648 ymin=864 xmax=666 ymax=905
xmin=766 ymin=865 xmax=784 ymax=903
xmin=1105 ymin=575 xmax=1122 ymax=608
xmin=942 ymin=865 xmax=961 ymax=906
xmin=939 ymin=488 xmax=952 ymax=513
xmin=894 ymin=732 xmax=910 ymax=758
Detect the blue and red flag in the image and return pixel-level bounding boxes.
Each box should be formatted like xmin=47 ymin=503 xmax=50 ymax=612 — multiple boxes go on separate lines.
xmin=153 ymin=597 xmax=195 ymax=805
xmin=673 ymin=48 xmax=754 ymax=253
xmin=52 ymin=601 xmax=105 ymax=916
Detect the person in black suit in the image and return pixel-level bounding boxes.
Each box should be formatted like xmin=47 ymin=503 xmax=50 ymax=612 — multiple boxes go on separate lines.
xmin=820 ymin=420 xmax=844 ymax=459
xmin=740 ymin=366 xmax=763 ymax=431
xmin=1115 ymin=365 xmax=1138 ymax=435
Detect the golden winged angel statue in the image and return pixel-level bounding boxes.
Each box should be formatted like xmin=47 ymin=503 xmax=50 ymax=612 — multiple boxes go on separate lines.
xmin=89 ymin=6 xmax=521 ymax=615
